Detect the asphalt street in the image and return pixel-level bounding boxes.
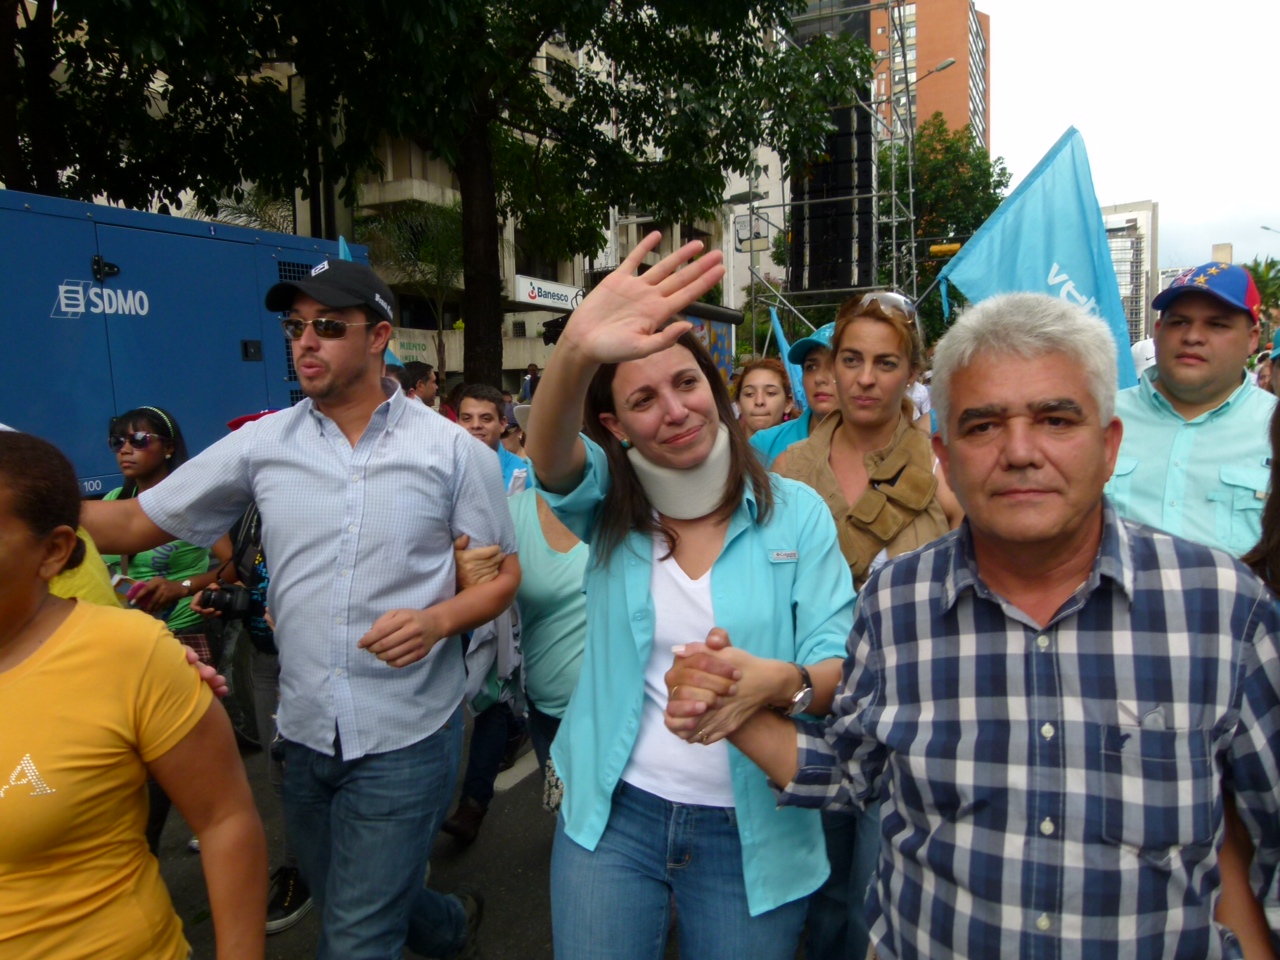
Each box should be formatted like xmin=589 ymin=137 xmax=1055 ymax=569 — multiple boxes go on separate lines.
xmin=159 ymin=721 xmax=559 ymax=960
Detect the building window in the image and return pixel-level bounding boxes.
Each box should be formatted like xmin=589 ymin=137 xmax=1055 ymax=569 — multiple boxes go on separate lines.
xmin=514 ymin=226 xmax=559 ymax=283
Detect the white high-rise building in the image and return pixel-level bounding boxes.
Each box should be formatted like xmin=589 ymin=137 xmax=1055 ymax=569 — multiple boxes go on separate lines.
xmin=1102 ymin=200 xmax=1159 ymax=342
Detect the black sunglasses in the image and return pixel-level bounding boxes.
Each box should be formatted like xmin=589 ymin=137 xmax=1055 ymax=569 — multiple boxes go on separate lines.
xmin=109 ymin=432 xmax=164 ymax=452
xmin=280 ymin=315 xmax=372 ymax=340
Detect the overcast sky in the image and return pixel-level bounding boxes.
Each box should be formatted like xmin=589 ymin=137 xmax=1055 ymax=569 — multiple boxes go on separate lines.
xmin=977 ymin=0 xmax=1280 ymax=269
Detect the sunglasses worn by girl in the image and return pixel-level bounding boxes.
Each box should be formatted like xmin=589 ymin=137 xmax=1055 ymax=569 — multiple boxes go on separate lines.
xmin=109 ymin=432 xmax=164 ymax=452
xmin=280 ymin=315 xmax=372 ymax=340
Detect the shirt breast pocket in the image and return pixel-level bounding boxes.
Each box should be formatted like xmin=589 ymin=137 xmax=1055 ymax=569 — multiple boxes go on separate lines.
xmin=1211 ymin=465 xmax=1269 ymax=555
xmin=1105 ymin=456 xmax=1139 ymax=504
xmin=1099 ymin=724 xmax=1213 ymax=865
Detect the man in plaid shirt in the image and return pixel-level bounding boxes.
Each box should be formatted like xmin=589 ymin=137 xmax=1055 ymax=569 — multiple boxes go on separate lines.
xmin=674 ymin=293 xmax=1280 ymax=959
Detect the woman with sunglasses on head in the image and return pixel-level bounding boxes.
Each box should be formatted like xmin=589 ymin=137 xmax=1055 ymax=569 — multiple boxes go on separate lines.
xmin=773 ymin=292 xmax=960 ymax=590
xmin=764 ymin=291 xmax=959 ymax=960
xmin=103 ymin=405 xmax=233 ymax=852
xmin=0 ymin=431 xmax=266 ymax=960
xmin=524 ymin=233 xmax=855 ymax=960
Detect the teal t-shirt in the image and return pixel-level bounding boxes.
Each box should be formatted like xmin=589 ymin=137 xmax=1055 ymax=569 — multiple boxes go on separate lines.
xmin=748 ymin=409 xmax=812 ymax=468
xmin=101 ymin=487 xmax=212 ymax=632
xmin=510 ymin=489 xmax=589 ymax=717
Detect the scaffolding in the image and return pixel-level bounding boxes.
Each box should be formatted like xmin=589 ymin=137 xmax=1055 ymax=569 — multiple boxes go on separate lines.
xmin=738 ymin=0 xmax=922 ymax=339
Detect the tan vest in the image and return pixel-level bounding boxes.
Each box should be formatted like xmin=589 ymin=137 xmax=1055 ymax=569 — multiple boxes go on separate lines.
xmin=780 ymin=414 xmax=949 ymax=588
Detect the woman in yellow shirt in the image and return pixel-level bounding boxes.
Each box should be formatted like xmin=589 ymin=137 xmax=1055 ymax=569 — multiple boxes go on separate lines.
xmin=0 ymin=431 xmax=266 ymax=960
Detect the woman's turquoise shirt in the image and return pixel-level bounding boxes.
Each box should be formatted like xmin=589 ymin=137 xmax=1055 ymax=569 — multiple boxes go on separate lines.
xmin=532 ymin=436 xmax=856 ymax=916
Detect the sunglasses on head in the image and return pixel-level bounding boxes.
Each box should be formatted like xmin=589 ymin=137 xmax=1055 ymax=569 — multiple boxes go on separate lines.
xmin=280 ymin=315 xmax=371 ymax=340
xmin=854 ymin=291 xmax=918 ymax=321
xmin=109 ymin=432 xmax=164 ymax=452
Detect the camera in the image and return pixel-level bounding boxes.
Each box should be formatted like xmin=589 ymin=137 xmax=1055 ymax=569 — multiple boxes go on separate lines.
xmin=203 ymin=584 xmax=264 ymax=621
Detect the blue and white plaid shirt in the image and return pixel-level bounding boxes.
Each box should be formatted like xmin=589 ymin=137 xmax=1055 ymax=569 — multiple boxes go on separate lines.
xmin=782 ymin=500 xmax=1280 ymax=959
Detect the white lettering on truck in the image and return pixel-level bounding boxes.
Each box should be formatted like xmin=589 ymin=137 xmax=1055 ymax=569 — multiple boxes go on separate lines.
xmin=51 ymin=280 xmax=150 ymax=319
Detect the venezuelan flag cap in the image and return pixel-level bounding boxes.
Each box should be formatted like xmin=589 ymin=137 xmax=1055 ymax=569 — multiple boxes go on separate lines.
xmin=1152 ymin=262 xmax=1261 ymax=323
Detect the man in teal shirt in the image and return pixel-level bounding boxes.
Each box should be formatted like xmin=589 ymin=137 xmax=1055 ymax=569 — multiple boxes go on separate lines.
xmin=1107 ymin=262 xmax=1273 ymax=555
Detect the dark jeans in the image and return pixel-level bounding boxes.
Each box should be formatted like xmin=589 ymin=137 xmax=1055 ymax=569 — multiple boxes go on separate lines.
xmin=282 ymin=709 xmax=465 ymax=960
xmin=527 ymin=700 xmax=562 ymax=773
xmin=460 ymin=700 xmax=524 ymax=808
xmin=804 ymin=803 xmax=881 ymax=960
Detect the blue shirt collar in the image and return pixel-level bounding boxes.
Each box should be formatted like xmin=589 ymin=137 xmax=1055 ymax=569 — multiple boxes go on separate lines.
xmin=940 ymin=497 xmax=1134 ymax=614
xmin=1140 ymin=364 xmax=1253 ymax=422
xmin=305 ymin=377 xmax=407 ymax=436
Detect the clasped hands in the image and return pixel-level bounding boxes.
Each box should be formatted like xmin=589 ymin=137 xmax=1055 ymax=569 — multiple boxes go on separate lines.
xmin=664 ymin=628 xmax=784 ymax=746
xmin=358 ymin=534 xmax=503 ymax=669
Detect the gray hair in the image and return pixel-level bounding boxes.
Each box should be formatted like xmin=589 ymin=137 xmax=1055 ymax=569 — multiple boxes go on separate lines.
xmin=932 ymin=293 xmax=1118 ymax=440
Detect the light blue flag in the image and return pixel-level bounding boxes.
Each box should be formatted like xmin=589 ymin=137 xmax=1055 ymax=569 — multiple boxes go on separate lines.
xmin=769 ymin=307 xmax=808 ymax=413
xmin=937 ymin=127 xmax=1137 ymax=388
xmin=338 ymin=236 xmax=353 ymax=261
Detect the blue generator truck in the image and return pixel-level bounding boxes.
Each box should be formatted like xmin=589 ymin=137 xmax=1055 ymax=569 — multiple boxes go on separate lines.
xmin=0 ymin=189 xmax=363 ymax=492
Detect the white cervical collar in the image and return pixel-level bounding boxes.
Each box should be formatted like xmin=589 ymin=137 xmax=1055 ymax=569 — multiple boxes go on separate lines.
xmin=627 ymin=423 xmax=732 ymax=520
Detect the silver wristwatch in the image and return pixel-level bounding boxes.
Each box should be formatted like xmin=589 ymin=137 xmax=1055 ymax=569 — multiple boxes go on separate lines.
xmin=786 ymin=663 xmax=815 ymax=716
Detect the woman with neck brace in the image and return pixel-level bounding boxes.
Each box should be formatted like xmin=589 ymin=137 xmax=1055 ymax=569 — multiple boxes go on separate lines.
xmin=525 ymin=232 xmax=855 ymax=960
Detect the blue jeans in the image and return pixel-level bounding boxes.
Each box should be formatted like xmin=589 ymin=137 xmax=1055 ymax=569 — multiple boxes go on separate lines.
xmin=460 ymin=700 xmax=523 ymax=807
xmin=550 ymin=781 xmax=807 ymax=960
xmin=804 ymin=802 xmax=882 ymax=960
xmin=283 ymin=708 xmax=465 ymax=960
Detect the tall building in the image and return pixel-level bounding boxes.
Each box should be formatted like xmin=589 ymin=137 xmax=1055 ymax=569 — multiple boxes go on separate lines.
xmin=870 ymin=0 xmax=991 ymax=147
xmin=1102 ymin=201 xmax=1159 ymax=342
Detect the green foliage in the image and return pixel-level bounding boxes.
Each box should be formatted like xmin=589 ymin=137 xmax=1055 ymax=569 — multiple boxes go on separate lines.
xmin=6 ymin=0 xmax=876 ymax=384
xmin=356 ymin=199 xmax=466 ymax=371
xmin=1244 ymin=256 xmax=1280 ymax=338
xmin=4 ymin=0 xmax=303 ymax=212
xmin=878 ymin=113 xmax=1010 ymax=344
xmin=191 ymin=186 xmax=295 ymax=234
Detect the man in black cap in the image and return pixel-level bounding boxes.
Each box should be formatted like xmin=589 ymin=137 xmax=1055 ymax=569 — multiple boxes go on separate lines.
xmin=85 ymin=258 xmax=520 ymax=960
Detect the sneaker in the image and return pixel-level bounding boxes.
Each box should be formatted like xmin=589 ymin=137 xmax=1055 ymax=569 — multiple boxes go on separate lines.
xmin=265 ymin=865 xmax=313 ymax=934
xmin=453 ymin=887 xmax=484 ymax=960
xmin=186 ymin=835 xmax=201 ymax=853
xmin=441 ymin=796 xmax=487 ymax=847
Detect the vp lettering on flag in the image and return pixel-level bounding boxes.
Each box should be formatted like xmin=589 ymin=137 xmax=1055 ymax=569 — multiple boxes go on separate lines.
xmin=937 ymin=127 xmax=1137 ymax=387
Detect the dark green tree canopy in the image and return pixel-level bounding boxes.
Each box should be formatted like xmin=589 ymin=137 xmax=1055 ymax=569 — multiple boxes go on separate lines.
xmin=7 ymin=0 xmax=874 ymax=383
xmin=879 ymin=112 xmax=1010 ymax=343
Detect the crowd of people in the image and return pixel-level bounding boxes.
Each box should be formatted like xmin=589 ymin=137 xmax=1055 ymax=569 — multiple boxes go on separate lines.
xmin=2 ymin=238 xmax=1280 ymax=960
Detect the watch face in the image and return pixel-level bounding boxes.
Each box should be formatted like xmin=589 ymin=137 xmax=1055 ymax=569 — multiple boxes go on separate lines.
xmin=790 ymin=687 xmax=814 ymax=716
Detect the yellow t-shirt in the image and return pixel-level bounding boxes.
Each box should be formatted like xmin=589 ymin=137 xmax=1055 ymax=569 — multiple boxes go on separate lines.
xmin=48 ymin=527 xmax=122 ymax=608
xmin=0 ymin=601 xmax=213 ymax=959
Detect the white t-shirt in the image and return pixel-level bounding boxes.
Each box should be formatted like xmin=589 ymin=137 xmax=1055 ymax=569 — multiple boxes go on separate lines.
xmin=620 ymin=538 xmax=735 ymax=806
xmin=907 ymin=381 xmax=931 ymax=419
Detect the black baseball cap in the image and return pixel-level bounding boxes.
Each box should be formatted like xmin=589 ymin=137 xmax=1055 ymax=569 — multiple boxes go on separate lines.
xmin=265 ymin=259 xmax=396 ymax=323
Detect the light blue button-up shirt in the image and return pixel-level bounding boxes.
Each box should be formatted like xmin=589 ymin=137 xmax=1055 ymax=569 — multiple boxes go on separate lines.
xmin=1107 ymin=368 xmax=1275 ymax=556
xmin=140 ymin=382 xmax=517 ymax=759
xmin=533 ymin=436 xmax=855 ymax=916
